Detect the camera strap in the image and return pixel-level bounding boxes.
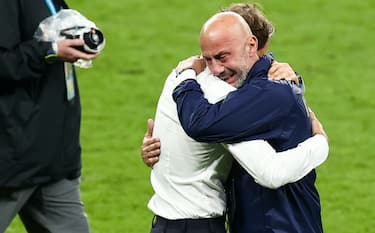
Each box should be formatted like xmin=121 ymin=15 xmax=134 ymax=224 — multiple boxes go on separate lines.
xmin=44 ymin=0 xmax=57 ymax=15
xmin=44 ymin=0 xmax=76 ymax=101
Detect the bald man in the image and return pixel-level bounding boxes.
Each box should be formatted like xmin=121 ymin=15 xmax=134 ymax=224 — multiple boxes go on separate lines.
xmin=199 ymin=12 xmax=257 ymax=88
xmin=173 ymin=12 xmax=325 ymax=233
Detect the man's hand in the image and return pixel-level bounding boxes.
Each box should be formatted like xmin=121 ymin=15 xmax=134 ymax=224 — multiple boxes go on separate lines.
xmin=141 ymin=119 xmax=161 ymax=167
xmin=309 ymin=108 xmax=328 ymax=141
xmin=175 ymin=55 xmax=206 ymax=76
xmin=268 ymin=61 xmax=299 ymax=84
xmin=57 ymin=39 xmax=99 ymax=63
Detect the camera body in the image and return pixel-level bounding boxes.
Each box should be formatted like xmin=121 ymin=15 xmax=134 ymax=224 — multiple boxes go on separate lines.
xmin=60 ymin=27 xmax=105 ymax=53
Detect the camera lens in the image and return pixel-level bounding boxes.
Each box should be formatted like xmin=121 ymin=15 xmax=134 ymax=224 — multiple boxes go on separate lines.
xmin=91 ymin=34 xmax=99 ymax=43
xmin=83 ymin=28 xmax=104 ymax=52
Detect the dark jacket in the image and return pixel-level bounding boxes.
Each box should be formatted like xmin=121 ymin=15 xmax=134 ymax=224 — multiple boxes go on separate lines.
xmin=0 ymin=0 xmax=82 ymax=188
xmin=173 ymin=54 xmax=323 ymax=233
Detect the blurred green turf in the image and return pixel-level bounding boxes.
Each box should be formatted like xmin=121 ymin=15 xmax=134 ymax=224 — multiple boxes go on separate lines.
xmin=6 ymin=0 xmax=375 ymax=232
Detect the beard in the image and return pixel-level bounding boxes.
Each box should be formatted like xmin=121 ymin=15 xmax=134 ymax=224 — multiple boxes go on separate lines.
xmin=232 ymin=58 xmax=250 ymax=88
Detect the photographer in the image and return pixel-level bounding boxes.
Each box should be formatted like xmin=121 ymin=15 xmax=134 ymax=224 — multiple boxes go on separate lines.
xmin=0 ymin=0 xmax=99 ymax=232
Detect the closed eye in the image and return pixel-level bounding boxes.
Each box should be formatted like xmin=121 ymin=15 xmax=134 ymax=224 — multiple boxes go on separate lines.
xmin=214 ymin=53 xmax=229 ymax=63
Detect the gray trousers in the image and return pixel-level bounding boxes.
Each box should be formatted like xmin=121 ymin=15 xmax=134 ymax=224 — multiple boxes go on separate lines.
xmin=0 ymin=178 xmax=90 ymax=233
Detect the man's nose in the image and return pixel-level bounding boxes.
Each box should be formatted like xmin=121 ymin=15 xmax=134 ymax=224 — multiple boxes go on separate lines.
xmin=209 ymin=60 xmax=225 ymax=76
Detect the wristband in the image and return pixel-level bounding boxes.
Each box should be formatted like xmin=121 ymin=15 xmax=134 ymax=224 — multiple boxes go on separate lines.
xmin=45 ymin=42 xmax=58 ymax=63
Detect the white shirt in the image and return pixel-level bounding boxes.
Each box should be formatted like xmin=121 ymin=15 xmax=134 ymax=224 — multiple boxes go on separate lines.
xmin=148 ymin=68 xmax=329 ymax=219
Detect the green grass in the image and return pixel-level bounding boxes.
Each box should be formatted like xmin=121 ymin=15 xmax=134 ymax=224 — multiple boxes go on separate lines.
xmin=6 ymin=0 xmax=375 ymax=232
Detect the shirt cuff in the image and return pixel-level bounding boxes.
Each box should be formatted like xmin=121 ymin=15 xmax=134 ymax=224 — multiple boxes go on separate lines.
xmin=176 ymin=69 xmax=196 ymax=81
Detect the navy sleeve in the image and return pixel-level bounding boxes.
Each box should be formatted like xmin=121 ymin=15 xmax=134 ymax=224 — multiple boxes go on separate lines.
xmin=172 ymin=79 xmax=295 ymax=143
xmin=0 ymin=0 xmax=49 ymax=82
xmin=0 ymin=40 xmax=50 ymax=82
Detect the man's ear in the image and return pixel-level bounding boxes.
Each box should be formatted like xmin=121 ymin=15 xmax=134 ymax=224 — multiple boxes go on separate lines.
xmin=247 ymin=35 xmax=258 ymax=57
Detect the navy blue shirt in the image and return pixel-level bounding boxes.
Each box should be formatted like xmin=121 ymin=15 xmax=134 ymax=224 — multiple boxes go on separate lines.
xmin=172 ymin=54 xmax=323 ymax=233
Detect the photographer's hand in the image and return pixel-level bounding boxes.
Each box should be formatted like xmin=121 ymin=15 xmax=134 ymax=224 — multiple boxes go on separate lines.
xmin=57 ymin=39 xmax=99 ymax=63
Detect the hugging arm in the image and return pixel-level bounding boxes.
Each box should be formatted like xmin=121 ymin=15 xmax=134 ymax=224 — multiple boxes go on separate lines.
xmin=172 ymin=78 xmax=293 ymax=143
xmin=141 ymin=111 xmax=329 ymax=188
xmin=226 ymin=135 xmax=328 ymax=189
xmin=226 ymin=109 xmax=328 ymax=188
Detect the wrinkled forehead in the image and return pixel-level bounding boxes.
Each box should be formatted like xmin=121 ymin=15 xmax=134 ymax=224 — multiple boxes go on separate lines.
xmin=200 ymin=29 xmax=245 ymax=58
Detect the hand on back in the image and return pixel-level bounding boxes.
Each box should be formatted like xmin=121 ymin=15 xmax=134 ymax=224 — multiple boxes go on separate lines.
xmin=141 ymin=119 xmax=161 ymax=167
xmin=175 ymin=55 xmax=206 ymax=75
xmin=268 ymin=61 xmax=299 ymax=84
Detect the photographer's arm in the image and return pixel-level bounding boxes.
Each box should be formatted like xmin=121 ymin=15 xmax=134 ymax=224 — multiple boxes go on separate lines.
xmin=0 ymin=39 xmax=98 ymax=82
xmin=0 ymin=38 xmax=50 ymax=81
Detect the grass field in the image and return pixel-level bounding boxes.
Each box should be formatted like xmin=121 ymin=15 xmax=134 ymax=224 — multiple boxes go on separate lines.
xmin=6 ymin=0 xmax=375 ymax=232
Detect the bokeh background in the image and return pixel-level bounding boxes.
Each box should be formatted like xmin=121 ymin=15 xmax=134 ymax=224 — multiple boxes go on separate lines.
xmin=6 ymin=0 xmax=375 ymax=232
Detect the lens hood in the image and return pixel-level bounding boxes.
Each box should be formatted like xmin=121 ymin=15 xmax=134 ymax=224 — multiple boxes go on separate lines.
xmin=60 ymin=26 xmax=105 ymax=53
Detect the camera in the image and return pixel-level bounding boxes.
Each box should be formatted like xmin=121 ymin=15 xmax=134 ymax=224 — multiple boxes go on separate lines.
xmin=60 ymin=26 xmax=105 ymax=53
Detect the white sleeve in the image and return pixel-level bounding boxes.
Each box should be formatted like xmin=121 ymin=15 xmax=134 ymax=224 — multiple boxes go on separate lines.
xmin=173 ymin=69 xmax=197 ymax=85
xmin=174 ymin=68 xmax=236 ymax=103
xmin=224 ymin=134 xmax=329 ymax=189
xmin=196 ymin=69 xmax=236 ymax=103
